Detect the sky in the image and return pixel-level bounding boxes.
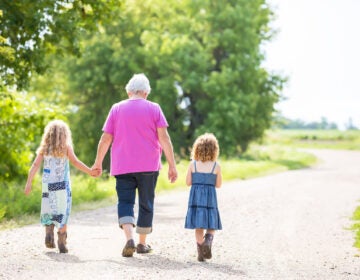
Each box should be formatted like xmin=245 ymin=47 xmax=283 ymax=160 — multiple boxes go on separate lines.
xmin=264 ymin=0 xmax=360 ymax=129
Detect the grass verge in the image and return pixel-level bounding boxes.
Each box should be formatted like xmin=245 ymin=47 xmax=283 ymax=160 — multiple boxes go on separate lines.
xmin=266 ymin=129 xmax=360 ymax=150
xmin=351 ymin=206 xmax=360 ymax=250
xmin=0 ymin=144 xmax=316 ymax=230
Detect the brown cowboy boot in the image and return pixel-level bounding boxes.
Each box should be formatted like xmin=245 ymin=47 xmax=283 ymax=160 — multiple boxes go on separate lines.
xmin=45 ymin=224 xmax=55 ymax=248
xmin=197 ymin=243 xmax=205 ymax=262
xmin=57 ymin=231 xmax=68 ymax=253
xmin=202 ymin=233 xmax=214 ymax=259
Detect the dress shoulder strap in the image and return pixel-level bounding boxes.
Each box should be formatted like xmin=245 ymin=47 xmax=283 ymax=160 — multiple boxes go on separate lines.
xmin=210 ymin=162 xmax=217 ymax=173
xmin=193 ymin=161 xmax=197 ymax=172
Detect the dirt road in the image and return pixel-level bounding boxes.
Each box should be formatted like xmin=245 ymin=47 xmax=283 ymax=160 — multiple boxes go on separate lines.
xmin=1 ymin=149 xmax=360 ymax=279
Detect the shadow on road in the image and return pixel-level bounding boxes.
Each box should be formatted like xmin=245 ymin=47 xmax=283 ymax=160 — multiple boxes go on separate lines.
xmin=45 ymin=251 xmax=246 ymax=276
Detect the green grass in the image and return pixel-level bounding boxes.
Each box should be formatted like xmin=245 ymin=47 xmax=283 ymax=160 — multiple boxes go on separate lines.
xmin=266 ymin=129 xmax=360 ymax=150
xmin=0 ymin=140 xmax=317 ymax=230
xmin=5 ymin=129 xmax=358 ymax=250
xmin=157 ymin=144 xmax=316 ymax=190
xmin=0 ymin=175 xmax=116 ymax=230
xmin=71 ymin=175 xmax=116 ymax=205
xmin=351 ymin=206 xmax=360 ymax=249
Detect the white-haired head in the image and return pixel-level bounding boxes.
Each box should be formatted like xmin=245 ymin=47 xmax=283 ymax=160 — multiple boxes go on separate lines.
xmin=125 ymin=73 xmax=151 ymax=94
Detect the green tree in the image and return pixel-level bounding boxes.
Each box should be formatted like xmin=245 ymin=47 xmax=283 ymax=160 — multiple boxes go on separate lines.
xmin=53 ymin=0 xmax=285 ymax=164
xmin=0 ymin=0 xmax=119 ymax=89
xmin=0 ymin=0 xmax=120 ymax=183
xmin=134 ymin=0 xmax=284 ymax=154
xmin=180 ymin=0 xmax=284 ymax=153
xmin=65 ymin=37 xmax=123 ymax=168
xmin=62 ymin=0 xmax=188 ymax=167
xmin=0 ymin=91 xmax=64 ymax=184
xmin=0 ymin=90 xmax=68 ymax=221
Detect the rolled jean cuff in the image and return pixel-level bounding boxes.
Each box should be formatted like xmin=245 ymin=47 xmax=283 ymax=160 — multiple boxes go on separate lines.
xmin=119 ymin=216 xmax=135 ymax=228
xmin=136 ymin=226 xmax=152 ymax=234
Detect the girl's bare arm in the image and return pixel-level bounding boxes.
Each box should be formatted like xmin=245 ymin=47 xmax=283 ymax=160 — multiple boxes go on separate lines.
xmin=67 ymin=146 xmax=92 ymax=175
xmin=215 ymin=164 xmax=222 ymax=188
xmin=185 ymin=163 xmax=192 ymax=186
xmin=24 ymin=153 xmax=43 ymax=195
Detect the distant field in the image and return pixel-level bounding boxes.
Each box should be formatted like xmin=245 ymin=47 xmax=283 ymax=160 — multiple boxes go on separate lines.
xmin=265 ymin=129 xmax=360 ymax=150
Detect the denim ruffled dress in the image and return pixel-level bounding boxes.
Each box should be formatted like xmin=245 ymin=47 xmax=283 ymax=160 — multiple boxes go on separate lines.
xmin=185 ymin=161 xmax=222 ymax=230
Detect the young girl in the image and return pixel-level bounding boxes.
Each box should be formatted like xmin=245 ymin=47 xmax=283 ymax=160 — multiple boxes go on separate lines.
xmin=185 ymin=133 xmax=222 ymax=262
xmin=24 ymin=120 xmax=95 ymax=253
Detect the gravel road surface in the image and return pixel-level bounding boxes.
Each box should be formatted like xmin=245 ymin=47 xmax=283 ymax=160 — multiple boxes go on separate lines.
xmin=1 ymin=149 xmax=360 ymax=279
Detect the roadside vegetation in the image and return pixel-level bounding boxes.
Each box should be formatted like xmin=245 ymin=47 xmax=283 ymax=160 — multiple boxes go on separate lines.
xmin=0 ymin=141 xmax=316 ymax=230
xmin=266 ymin=129 xmax=360 ymax=150
xmin=351 ymin=207 xmax=360 ymax=251
xmin=3 ymin=128 xmax=360 ymax=233
xmin=1 ymin=0 xmax=285 ymax=230
xmin=2 ymin=0 xmax=359 ymax=253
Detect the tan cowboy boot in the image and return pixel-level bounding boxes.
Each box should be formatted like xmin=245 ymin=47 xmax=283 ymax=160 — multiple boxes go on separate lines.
xmin=57 ymin=231 xmax=68 ymax=253
xmin=45 ymin=224 xmax=55 ymax=248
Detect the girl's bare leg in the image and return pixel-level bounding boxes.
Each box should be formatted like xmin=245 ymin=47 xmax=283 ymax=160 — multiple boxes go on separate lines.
xmin=58 ymin=224 xmax=67 ymax=233
xmin=195 ymin=228 xmax=205 ymax=244
xmin=206 ymin=229 xmax=215 ymax=235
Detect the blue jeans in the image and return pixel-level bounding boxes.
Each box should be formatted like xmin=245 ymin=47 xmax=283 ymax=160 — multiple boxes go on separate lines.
xmin=115 ymin=171 xmax=159 ymax=234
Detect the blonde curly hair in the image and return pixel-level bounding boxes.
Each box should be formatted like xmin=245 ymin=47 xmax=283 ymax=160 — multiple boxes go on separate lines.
xmin=37 ymin=120 xmax=73 ymax=157
xmin=191 ymin=133 xmax=219 ymax=162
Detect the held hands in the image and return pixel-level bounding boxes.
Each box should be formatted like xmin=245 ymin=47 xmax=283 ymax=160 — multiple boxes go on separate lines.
xmin=90 ymin=168 xmax=102 ymax=177
xmin=91 ymin=162 xmax=103 ymax=177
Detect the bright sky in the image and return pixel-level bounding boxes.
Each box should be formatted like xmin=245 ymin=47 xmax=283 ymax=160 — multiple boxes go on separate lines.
xmin=264 ymin=0 xmax=360 ymax=128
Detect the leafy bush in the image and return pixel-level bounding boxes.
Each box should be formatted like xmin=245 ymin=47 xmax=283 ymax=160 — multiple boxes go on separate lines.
xmin=0 ymin=90 xmax=66 ymax=184
xmin=0 ymin=179 xmax=42 ymax=220
xmin=351 ymin=206 xmax=360 ymax=249
xmin=1 ymin=143 xmax=316 ymax=225
xmin=71 ymin=175 xmax=115 ymax=205
xmin=0 ymin=173 xmax=115 ymax=223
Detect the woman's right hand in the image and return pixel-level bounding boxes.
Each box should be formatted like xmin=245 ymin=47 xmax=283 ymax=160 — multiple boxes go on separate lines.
xmin=168 ymin=166 xmax=178 ymax=183
xmin=90 ymin=167 xmax=102 ymax=177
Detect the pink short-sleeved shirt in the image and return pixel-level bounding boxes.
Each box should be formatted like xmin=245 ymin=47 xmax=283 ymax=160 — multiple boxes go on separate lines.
xmin=102 ymin=98 xmax=168 ymax=175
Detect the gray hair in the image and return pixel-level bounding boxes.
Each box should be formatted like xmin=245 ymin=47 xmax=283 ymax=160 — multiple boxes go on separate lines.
xmin=125 ymin=73 xmax=151 ymax=94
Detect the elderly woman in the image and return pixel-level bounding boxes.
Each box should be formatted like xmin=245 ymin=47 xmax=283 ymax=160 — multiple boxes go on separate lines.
xmin=92 ymin=73 xmax=178 ymax=257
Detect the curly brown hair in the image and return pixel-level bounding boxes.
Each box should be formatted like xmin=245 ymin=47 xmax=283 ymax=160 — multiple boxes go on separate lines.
xmin=191 ymin=133 xmax=219 ymax=162
xmin=37 ymin=120 xmax=73 ymax=157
